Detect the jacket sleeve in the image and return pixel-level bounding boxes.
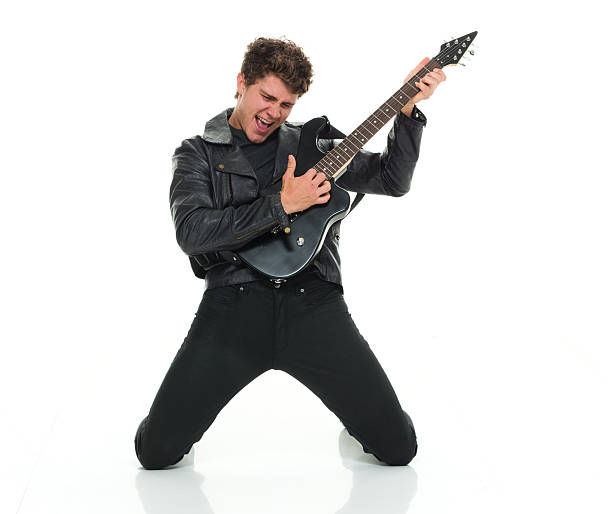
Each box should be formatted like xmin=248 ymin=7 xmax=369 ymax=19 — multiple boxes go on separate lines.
xmin=335 ymin=106 xmax=426 ymax=197
xmin=169 ymin=137 xmax=290 ymax=256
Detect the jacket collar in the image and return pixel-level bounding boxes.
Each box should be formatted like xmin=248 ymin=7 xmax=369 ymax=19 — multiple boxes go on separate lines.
xmin=203 ymin=107 xmax=300 ymax=184
xmin=203 ymin=107 xmax=234 ymax=144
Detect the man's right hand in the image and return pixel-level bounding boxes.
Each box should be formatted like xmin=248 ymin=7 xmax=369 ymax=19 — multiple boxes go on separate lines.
xmin=280 ymin=154 xmax=331 ymax=215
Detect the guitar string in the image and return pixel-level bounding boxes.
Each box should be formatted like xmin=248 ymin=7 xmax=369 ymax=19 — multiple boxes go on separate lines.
xmin=318 ymin=40 xmax=470 ymax=176
xmin=316 ymin=38 xmax=473 ymax=179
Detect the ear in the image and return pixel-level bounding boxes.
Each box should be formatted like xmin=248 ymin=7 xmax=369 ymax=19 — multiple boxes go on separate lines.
xmin=236 ymin=72 xmax=245 ymax=97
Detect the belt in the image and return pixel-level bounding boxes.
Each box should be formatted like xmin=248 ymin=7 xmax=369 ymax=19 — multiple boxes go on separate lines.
xmin=259 ymin=269 xmax=322 ymax=289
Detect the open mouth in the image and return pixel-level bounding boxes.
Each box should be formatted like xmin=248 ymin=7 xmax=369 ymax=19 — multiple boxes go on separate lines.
xmin=255 ymin=114 xmax=274 ymax=132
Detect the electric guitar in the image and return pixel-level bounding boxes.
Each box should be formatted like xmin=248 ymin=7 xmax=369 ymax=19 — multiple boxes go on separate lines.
xmin=236 ymin=31 xmax=478 ymax=281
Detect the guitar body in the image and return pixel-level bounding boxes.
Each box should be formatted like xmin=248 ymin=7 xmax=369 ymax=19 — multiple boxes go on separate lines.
xmin=236 ymin=117 xmax=352 ymax=279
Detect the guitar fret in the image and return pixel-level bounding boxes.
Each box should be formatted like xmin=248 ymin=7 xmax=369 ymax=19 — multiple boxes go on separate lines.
xmin=393 ymin=91 xmax=408 ymax=104
xmin=324 ymin=154 xmax=340 ymax=173
xmin=353 ymin=128 xmax=368 ymax=143
xmin=387 ymin=97 xmax=403 ymax=110
xmin=368 ymin=114 xmax=384 ymax=129
xmin=339 ymin=145 xmax=353 ymax=158
xmin=364 ymin=118 xmax=381 ymax=135
xmin=318 ymin=156 xmax=335 ymax=175
xmin=371 ymin=112 xmax=385 ymax=124
xmin=343 ymin=136 xmax=360 ymax=153
xmin=381 ymin=105 xmax=394 ymax=117
xmin=403 ymin=82 xmax=419 ymax=95
xmin=359 ymin=123 xmax=375 ymax=137
xmin=314 ymin=162 xmax=331 ymax=177
xmin=375 ymin=108 xmax=393 ymax=122
xmin=336 ymin=142 xmax=348 ymax=154
xmin=314 ymin=163 xmax=326 ymax=177
xmin=382 ymin=101 xmax=396 ymax=115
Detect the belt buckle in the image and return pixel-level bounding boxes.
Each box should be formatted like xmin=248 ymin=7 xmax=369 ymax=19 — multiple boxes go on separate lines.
xmin=269 ymin=278 xmax=287 ymax=289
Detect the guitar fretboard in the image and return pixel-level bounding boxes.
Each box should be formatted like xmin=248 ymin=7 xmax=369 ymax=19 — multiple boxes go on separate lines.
xmin=314 ymin=58 xmax=441 ymax=179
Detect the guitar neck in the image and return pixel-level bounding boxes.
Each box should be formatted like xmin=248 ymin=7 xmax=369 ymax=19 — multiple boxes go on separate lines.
xmin=313 ymin=58 xmax=442 ymax=179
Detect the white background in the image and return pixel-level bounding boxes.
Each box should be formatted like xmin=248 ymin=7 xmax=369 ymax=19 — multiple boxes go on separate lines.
xmin=2 ymin=1 xmax=611 ymax=513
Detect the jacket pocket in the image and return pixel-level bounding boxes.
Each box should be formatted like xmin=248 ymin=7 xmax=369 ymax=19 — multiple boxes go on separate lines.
xmin=226 ymin=173 xmax=233 ymax=205
xmin=222 ymin=173 xmax=258 ymax=207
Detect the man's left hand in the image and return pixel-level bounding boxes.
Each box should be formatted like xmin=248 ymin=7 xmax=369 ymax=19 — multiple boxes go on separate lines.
xmin=401 ymin=57 xmax=446 ymax=116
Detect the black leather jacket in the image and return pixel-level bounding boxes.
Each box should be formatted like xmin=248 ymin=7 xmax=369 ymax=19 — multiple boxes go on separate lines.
xmin=170 ymin=106 xmax=426 ymax=289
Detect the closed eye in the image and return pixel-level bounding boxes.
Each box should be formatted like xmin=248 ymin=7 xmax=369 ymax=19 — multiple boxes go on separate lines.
xmin=261 ymin=93 xmax=294 ymax=108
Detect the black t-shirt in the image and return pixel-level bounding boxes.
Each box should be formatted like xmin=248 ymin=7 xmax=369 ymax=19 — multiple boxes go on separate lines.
xmin=229 ymin=125 xmax=279 ymax=192
xmin=227 ymin=126 xmax=321 ymax=277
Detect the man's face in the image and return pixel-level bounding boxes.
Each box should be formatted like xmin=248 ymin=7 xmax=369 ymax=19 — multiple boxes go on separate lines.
xmin=228 ymin=73 xmax=298 ymax=144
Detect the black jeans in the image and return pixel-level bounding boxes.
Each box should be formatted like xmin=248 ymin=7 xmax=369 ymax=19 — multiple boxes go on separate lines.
xmin=134 ymin=272 xmax=417 ymax=469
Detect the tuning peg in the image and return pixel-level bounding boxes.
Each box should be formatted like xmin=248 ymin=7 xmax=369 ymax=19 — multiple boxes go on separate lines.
xmin=459 ymin=62 xmax=466 ymax=67
xmin=469 ymin=49 xmax=475 ymax=56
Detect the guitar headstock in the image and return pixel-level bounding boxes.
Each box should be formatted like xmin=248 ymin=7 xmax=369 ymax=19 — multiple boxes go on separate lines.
xmin=434 ymin=31 xmax=478 ymax=67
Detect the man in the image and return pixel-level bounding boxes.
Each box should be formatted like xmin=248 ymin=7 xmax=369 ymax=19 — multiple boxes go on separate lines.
xmin=135 ymin=37 xmax=445 ymax=469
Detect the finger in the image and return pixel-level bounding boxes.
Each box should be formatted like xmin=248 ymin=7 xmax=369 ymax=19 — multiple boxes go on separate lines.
xmin=422 ymin=72 xmax=442 ymax=84
xmin=432 ymin=69 xmax=447 ymax=81
xmin=313 ymin=171 xmax=328 ymax=185
xmin=416 ymin=83 xmax=433 ymax=98
xmin=317 ymin=192 xmax=330 ymax=203
xmin=428 ymin=70 xmax=445 ymax=83
xmin=418 ymin=76 xmax=439 ymax=91
xmin=415 ymin=75 xmax=433 ymax=86
xmin=422 ymin=74 xmax=440 ymax=85
xmin=319 ymin=180 xmax=331 ymax=193
xmin=418 ymin=78 xmax=436 ymax=89
xmin=286 ymin=154 xmax=296 ymax=172
xmin=404 ymin=57 xmax=430 ymax=84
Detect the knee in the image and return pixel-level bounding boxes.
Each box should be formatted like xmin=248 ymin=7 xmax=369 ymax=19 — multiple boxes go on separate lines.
xmin=377 ymin=412 xmax=418 ymax=466
xmin=383 ymin=435 xmax=418 ymax=466
xmin=136 ymin=445 xmax=180 ymax=471
xmin=134 ymin=417 xmax=182 ymax=470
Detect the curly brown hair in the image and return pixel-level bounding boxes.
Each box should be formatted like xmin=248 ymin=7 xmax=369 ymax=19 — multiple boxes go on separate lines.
xmin=234 ymin=37 xmax=314 ymax=99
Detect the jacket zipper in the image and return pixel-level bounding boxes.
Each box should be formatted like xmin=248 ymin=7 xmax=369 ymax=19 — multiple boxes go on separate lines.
xmin=236 ymin=221 xmax=278 ymax=240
